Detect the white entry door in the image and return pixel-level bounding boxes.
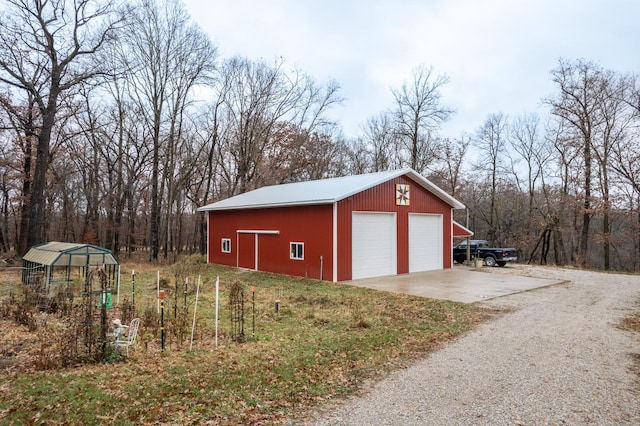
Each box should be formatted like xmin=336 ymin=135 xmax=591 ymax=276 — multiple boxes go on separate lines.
xmin=408 ymin=214 xmax=443 ymax=272
xmin=352 ymin=212 xmax=396 ymax=280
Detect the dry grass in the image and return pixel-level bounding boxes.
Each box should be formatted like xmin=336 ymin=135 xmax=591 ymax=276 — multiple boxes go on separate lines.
xmin=0 ymin=256 xmax=497 ymax=424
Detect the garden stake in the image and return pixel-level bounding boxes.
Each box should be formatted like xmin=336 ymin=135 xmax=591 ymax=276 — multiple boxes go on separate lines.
xmin=251 ymin=286 xmax=256 ymax=337
xmin=174 ymin=277 xmax=178 ymax=319
xmin=131 ymin=269 xmax=135 ymax=309
xmin=189 ymin=275 xmax=201 ymax=351
xmin=101 ymin=284 xmax=108 ymax=359
xmin=184 ymin=277 xmax=188 ymax=318
xmin=115 ymin=262 xmax=120 ymax=305
xmin=159 ymin=289 xmax=166 ymax=352
xmin=215 ymin=276 xmax=219 ymax=348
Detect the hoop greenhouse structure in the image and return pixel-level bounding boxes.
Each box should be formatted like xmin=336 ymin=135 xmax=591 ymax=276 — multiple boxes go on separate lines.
xmin=21 ymin=242 xmax=120 ymax=293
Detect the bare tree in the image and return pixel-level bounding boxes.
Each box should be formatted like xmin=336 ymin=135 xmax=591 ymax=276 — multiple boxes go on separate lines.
xmin=614 ymin=74 xmax=640 ymax=269
xmin=473 ymin=113 xmax=509 ymax=245
xmin=0 ymin=96 xmax=38 ymax=254
xmin=547 ymin=59 xmax=606 ymax=267
xmin=70 ymin=88 xmax=105 ymax=245
xmin=125 ymin=0 xmax=217 ymax=260
xmin=185 ymin=103 xmax=225 ymax=254
xmin=545 ymin=119 xmax=582 ymax=265
xmin=0 ymin=0 xmax=123 ymax=254
xmin=612 ymin=121 xmax=640 ymax=196
xmin=0 ymin=119 xmax=15 ymax=252
xmin=508 ymin=113 xmax=549 ymax=261
xmin=215 ymin=56 xmax=340 ymax=195
xmin=101 ymin=39 xmax=156 ymax=255
xmin=343 ymin=137 xmax=372 ymax=175
xmin=359 ymin=113 xmax=399 ymax=172
xmin=430 ymin=135 xmax=471 ymax=198
xmin=591 ymin=71 xmax=634 ymax=269
xmin=273 ymin=76 xmax=342 ymax=183
xmin=391 ymin=65 xmax=453 ymax=173
xmin=215 ymin=56 xmax=293 ymax=196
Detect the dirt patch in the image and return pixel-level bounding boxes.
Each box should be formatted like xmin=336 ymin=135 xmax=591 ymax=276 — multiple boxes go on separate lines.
xmin=618 ymin=303 xmax=640 ymax=380
xmin=619 ymin=312 xmax=640 ymax=333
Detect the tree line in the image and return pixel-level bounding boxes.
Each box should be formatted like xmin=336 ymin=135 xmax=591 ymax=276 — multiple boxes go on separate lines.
xmin=1 ymin=0 xmax=639 ymax=271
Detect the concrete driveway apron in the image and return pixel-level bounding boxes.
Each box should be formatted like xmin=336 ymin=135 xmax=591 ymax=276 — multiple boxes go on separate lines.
xmin=345 ymin=266 xmax=563 ymax=303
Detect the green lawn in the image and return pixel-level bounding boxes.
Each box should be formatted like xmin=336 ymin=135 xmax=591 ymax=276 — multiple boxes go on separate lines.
xmin=0 ymin=256 xmax=493 ymax=424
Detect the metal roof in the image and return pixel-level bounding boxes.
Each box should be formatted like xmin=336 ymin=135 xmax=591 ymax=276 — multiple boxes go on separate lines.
xmin=198 ymin=168 xmax=465 ymax=211
xmin=22 ymin=242 xmax=119 ymax=267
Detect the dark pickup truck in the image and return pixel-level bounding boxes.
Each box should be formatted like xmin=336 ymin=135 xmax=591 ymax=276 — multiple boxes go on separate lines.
xmin=453 ymin=240 xmax=517 ymax=267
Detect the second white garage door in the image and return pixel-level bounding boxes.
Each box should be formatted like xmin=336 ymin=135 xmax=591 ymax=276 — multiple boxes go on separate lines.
xmin=409 ymin=214 xmax=443 ymax=272
xmin=352 ymin=212 xmax=396 ymax=280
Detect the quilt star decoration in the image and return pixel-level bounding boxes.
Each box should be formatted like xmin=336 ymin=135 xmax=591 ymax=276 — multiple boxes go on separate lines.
xmin=396 ymin=184 xmax=410 ymax=206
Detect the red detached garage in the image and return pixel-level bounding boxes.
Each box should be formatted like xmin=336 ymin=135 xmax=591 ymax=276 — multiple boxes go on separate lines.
xmin=198 ymin=168 xmax=465 ymax=282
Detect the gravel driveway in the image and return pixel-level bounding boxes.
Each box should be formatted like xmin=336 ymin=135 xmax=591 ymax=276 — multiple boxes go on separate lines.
xmin=302 ymin=266 xmax=640 ymax=425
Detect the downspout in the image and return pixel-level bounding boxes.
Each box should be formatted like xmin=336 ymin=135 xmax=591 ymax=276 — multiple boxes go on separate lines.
xmin=451 ymin=209 xmax=455 ymax=268
xmin=207 ymin=212 xmax=211 ymax=263
xmin=466 ymin=208 xmax=471 ymax=265
xmin=333 ymin=202 xmax=338 ymax=282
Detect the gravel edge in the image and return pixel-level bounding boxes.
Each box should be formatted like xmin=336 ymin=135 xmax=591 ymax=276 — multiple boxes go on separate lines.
xmin=299 ymin=266 xmax=640 ymax=425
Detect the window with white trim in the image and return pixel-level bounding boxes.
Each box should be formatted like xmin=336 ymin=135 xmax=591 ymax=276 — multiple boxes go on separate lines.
xmin=290 ymin=242 xmax=304 ymax=260
xmin=221 ymin=238 xmax=231 ymax=253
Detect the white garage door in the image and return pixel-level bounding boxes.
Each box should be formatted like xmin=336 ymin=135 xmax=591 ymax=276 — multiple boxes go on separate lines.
xmin=352 ymin=212 xmax=396 ymax=280
xmin=409 ymin=214 xmax=443 ymax=272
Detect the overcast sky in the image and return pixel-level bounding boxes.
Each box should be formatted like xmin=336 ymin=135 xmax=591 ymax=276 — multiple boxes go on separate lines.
xmin=182 ymin=0 xmax=640 ymax=139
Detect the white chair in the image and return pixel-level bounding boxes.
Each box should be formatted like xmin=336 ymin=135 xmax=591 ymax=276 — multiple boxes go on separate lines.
xmin=112 ymin=318 xmax=140 ymax=356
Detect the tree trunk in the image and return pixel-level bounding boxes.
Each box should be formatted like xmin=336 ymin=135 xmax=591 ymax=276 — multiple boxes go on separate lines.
xmin=637 ymin=204 xmax=640 ymax=272
xmin=553 ymin=217 xmax=566 ymax=266
xmin=0 ymin=183 xmax=9 ymax=252
xmin=17 ymin=145 xmax=33 ymax=255
xmin=602 ymin=169 xmax=611 ymax=271
xmin=150 ymin=145 xmax=160 ymax=261
xmin=26 ymin=99 xmax=57 ymax=250
xmin=580 ymin=140 xmax=591 ymax=267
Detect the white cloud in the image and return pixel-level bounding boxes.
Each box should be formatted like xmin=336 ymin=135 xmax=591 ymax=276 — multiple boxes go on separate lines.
xmin=184 ymin=0 xmax=640 ymax=138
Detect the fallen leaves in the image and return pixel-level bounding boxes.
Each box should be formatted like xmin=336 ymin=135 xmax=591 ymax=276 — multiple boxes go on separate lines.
xmin=0 ymin=264 xmax=491 ymax=425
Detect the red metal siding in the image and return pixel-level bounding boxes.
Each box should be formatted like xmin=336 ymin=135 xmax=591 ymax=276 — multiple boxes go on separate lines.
xmin=207 ymin=204 xmax=333 ymax=280
xmin=337 ymin=176 xmax=453 ymax=281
